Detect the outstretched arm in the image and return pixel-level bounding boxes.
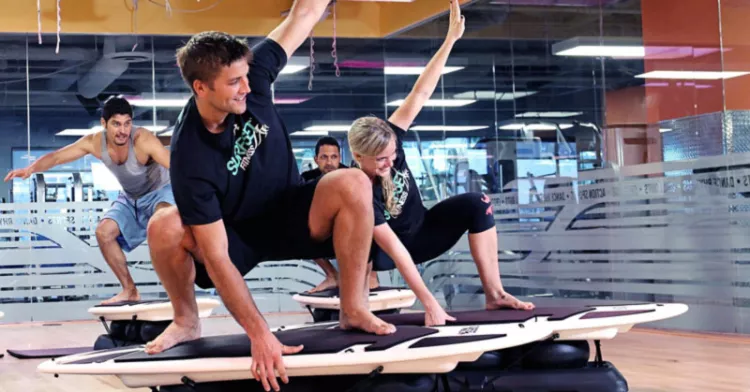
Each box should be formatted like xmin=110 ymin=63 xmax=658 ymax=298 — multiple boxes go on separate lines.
xmin=268 ymin=0 xmax=332 ymax=59
xmin=4 ymin=134 xmax=95 ymax=182
xmin=373 ymin=224 xmax=456 ymax=326
xmin=134 ymin=128 xmax=170 ymax=169
xmin=388 ymin=0 xmax=465 ymax=131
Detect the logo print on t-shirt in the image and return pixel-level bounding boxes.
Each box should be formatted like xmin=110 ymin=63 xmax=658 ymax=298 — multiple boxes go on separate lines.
xmin=384 ymin=169 xmax=410 ymax=221
xmin=227 ymin=121 xmax=269 ymax=176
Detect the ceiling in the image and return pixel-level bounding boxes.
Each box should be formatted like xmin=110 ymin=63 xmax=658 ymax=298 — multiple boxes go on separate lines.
xmin=0 ymin=0 xmax=646 ymax=142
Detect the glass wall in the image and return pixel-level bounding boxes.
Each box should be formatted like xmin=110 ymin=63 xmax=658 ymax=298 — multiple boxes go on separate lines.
xmin=0 ymin=0 xmax=747 ymax=334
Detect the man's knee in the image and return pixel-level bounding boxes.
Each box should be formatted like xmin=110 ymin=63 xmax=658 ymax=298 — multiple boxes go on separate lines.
xmin=332 ymin=169 xmax=372 ymax=205
xmin=95 ymin=219 xmax=120 ymax=243
xmin=147 ymin=206 xmax=190 ymax=249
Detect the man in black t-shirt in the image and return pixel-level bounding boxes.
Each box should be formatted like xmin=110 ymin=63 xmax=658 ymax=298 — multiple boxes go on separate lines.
xmin=143 ymin=2 xmax=396 ymax=390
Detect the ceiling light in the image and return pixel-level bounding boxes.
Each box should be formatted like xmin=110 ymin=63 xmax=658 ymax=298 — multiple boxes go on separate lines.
xmin=304 ymin=125 xmax=352 ymax=132
xmin=453 ymin=90 xmax=536 ymax=101
xmin=386 ymin=99 xmax=475 ymax=107
xmin=57 ymin=125 xmax=167 ymax=136
xmin=552 ymin=36 xmax=644 ymax=58
xmin=410 ymin=125 xmax=489 ymax=131
xmin=291 ymin=130 xmax=329 ymax=137
xmin=499 ymin=123 xmax=574 ymax=131
xmin=279 ymin=65 xmax=308 ymax=75
xmin=635 ymin=71 xmax=750 ymax=80
xmin=385 ymin=66 xmax=463 ymax=75
xmin=515 ymin=111 xmax=583 ymax=118
xmin=128 ymin=96 xmax=309 ymax=108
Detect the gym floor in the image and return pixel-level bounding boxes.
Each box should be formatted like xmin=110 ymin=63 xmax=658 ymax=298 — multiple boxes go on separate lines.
xmin=1 ymin=313 xmax=748 ymax=392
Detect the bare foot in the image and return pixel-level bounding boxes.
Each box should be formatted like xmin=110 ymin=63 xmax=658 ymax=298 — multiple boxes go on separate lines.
xmin=308 ymin=277 xmax=338 ymax=293
xmin=100 ymin=289 xmax=140 ymax=305
xmin=486 ymin=291 xmax=535 ymax=311
xmin=340 ymin=309 xmax=396 ymax=335
xmin=144 ymin=319 xmax=201 ymax=354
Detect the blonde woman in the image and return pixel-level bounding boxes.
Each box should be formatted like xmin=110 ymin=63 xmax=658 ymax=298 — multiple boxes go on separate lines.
xmin=348 ymin=0 xmax=534 ymax=327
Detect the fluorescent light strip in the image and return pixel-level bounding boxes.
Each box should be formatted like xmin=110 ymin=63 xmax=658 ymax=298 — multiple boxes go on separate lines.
xmin=515 ymin=111 xmax=583 ymax=118
xmin=292 ymin=130 xmax=329 ymax=136
xmin=385 ymin=66 xmax=464 ymax=75
xmin=410 ymin=125 xmax=488 ymax=132
xmin=453 ymin=91 xmax=536 ymax=101
xmin=557 ymin=45 xmax=645 ymax=58
xmin=304 ymin=125 xmax=352 ymax=132
xmin=499 ymin=123 xmax=574 ymax=131
xmin=279 ymin=65 xmax=308 ymax=75
xmin=387 ymin=99 xmax=475 ymax=107
xmin=636 ymin=71 xmax=750 ymax=80
xmin=57 ymin=125 xmax=167 ymax=136
xmin=129 ymin=96 xmax=308 ymax=108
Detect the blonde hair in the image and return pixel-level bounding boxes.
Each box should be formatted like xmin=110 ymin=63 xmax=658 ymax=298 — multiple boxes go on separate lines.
xmin=348 ymin=116 xmax=401 ymax=218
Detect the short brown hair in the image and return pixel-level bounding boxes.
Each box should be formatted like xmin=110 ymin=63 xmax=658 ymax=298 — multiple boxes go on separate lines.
xmin=176 ymin=31 xmax=252 ymax=93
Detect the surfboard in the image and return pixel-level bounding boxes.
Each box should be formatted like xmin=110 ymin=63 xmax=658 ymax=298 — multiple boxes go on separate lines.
xmin=292 ymin=287 xmax=417 ymax=312
xmin=377 ymin=302 xmax=688 ymax=341
xmin=0 ymin=310 xmax=4 ymax=319
xmin=87 ymin=297 xmax=221 ymax=321
xmin=37 ymin=320 xmax=552 ymax=388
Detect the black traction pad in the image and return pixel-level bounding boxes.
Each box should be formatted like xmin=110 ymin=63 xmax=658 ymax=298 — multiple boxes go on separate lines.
xmin=380 ymin=306 xmax=592 ymax=326
xmin=298 ymin=286 xmax=408 ymax=298
xmin=71 ymin=325 xmax=440 ymax=364
xmin=6 ymin=346 xmax=92 ymax=359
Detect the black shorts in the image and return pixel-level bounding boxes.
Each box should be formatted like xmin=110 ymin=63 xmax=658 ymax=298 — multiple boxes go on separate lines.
xmin=372 ymin=192 xmax=495 ymax=271
xmin=193 ymin=179 xmax=335 ymax=289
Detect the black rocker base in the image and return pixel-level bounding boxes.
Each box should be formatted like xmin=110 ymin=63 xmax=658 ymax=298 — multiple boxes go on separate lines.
xmin=157 ymin=340 xmax=628 ymax=392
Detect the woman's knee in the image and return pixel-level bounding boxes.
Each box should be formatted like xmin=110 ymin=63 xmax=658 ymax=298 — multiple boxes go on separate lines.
xmin=457 ymin=192 xmax=495 ymax=233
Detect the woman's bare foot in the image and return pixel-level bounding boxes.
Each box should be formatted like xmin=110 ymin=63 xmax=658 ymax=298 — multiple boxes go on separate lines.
xmin=100 ymin=289 xmax=140 ymax=305
xmin=340 ymin=308 xmax=396 ymax=335
xmin=486 ymin=290 xmax=535 ymax=311
xmin=145 ymin=319 xmax=202 ymax=354
xmin=308 ymin=276 xmax=338 ymax=293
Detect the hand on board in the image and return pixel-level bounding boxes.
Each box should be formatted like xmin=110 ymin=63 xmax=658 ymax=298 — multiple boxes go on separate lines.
xmin=250 ymin=330 xmax=304 ymax=392
xmin=446 ymin=0 xmax=466 ymax=43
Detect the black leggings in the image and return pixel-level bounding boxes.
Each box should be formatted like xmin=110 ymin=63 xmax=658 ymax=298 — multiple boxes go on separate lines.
xmin=372 ymin=192 xmax=495 ymax=271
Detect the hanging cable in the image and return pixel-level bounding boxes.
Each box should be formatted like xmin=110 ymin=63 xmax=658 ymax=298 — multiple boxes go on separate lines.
xmin=308 ymin=35 xmax=315 ymax=90
xmin=132 ymin=0 xmax=139 ymax=50
xmin=36 ymin=0 xmax=42 ymax=44
xmin=147 ymin=0 xmax=223 ymax=13
xmin=56 ymin=0 xmax=61 ymax=54
xmin=331 ymin=0 xmax=340 ymax=77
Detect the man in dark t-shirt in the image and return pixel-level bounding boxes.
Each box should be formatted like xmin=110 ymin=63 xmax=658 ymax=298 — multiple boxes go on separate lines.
xmin=301 ymin=136 xmax=348 ymax=182
xmin=143 ymin=2 xmax=396 ymax=389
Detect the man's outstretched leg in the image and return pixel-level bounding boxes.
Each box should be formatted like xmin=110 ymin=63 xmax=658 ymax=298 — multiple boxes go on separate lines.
xmin=96 ymin=218 xmax=140 ymax=304
xmin=308 ymin=169 xmax=396 ymax=335
xmin=309 ymin=258 xmax=338 ymax=293
xmin=144 ymin=206 xmax=202 ymax=354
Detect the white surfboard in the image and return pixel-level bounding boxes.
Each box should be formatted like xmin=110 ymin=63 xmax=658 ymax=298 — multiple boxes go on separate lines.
xmin=0 ymin=310 xmax=4 ymax=319
xmin=292 ymin=286 xmax=417 ymax=312
xmin=37 ymin=320 xmax=552 ymax=388
xmin=87 ymin=298 xmax=221 ymax=321
xmin=365 ymin=302 xmax=688 ymax=342
xmin=549 ymin=303 xmax=689 ymax=340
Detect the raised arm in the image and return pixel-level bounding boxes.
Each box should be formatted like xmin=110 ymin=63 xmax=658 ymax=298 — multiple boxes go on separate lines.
xmin=388 ymin=0 xmax=465 ymax=131
xmin=133 ymin=128 xmax=170 ymax=169
xmin=268 ymin=0 xmax=332 ymax=59
xmin=4 ymin=134 xmax=95 ymax=182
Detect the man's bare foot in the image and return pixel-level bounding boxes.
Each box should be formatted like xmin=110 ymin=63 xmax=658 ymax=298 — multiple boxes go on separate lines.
xmin=368 ymin=271 xmax=379 ymax=290
xmin=100 ymin=289 xmax=140 ymax=305
xmin=308 ymin=276 xmax=338 ymax=293
xmin=144 ymin=319 xmax=201 ymax=354
xmin=340 ymin=309 xmax=396 ymax=335
xmin=486 ymin=291 xmax=535 ymax=311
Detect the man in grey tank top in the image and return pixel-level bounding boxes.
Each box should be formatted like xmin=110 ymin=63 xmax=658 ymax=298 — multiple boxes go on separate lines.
xmin=4 ymin=96 xmax=174 ymax=305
